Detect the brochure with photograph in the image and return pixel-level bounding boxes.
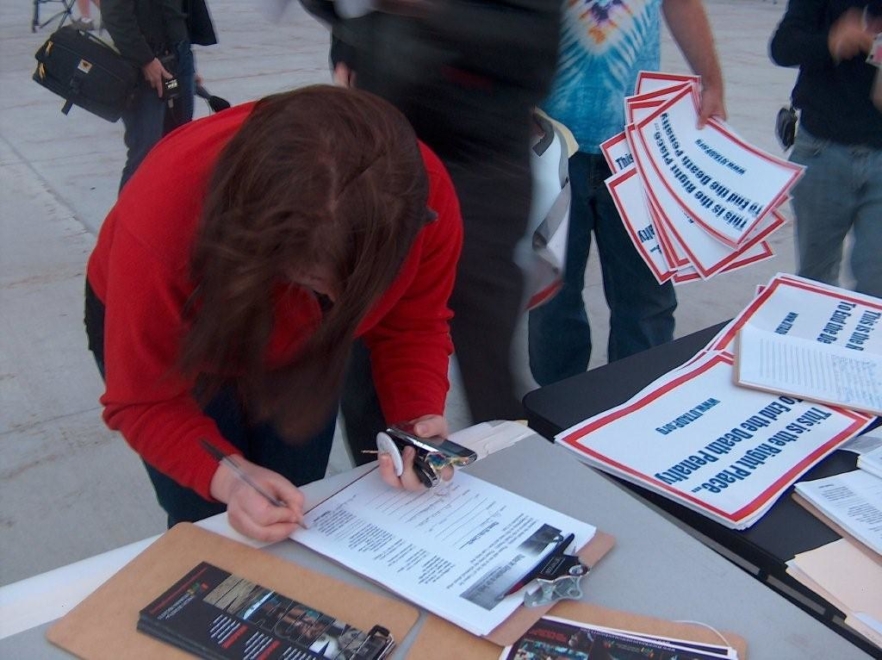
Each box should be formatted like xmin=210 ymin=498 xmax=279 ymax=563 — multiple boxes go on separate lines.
xmin=138 ymin=562 xmax=395 ymax=660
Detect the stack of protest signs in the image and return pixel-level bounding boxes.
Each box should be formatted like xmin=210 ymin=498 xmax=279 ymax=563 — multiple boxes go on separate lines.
xmin=603 ymin=72 xmax=804 ymax=284
xmin=555 ymin=274 xmax=879 ymax=529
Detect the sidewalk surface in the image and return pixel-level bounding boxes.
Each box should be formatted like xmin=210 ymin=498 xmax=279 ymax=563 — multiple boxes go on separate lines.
xmin=0 ymin=0 xmax=800 ymax=587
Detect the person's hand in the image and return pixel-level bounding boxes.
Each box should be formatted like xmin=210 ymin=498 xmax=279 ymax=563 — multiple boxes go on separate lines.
xmin=828 ymin=9 xmax=874 ymax=62
xmin=378 ymin=414 xmax=454 ymax=490
xmin=209 ymin=457 xmax=307 ymax=542
xmin=333 ymin=62 xmax=356 ymax=88
xmin=697 ymin=82 xmax=726 ymax=128
xmin=141 ymin=57 xmax=173 ymax=98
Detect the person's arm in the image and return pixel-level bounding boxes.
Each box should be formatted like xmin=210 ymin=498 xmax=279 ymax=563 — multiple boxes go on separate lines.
xmin=769 ymin=0 xmax=833 ymax=69
xmin=661 ymin=0 xmax=726 ymax=125
xmin=101 ymin=0 xmax=172 ymax=96
xmin=367 ymin=146 xmax=463 ymax=491
xmin=99 ymin=225 xmax=305 ymax=540
xmin=101 ymin=0 xmax=154 ymax=65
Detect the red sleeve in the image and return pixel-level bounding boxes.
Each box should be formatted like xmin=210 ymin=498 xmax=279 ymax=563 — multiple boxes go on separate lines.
xmin=364 ymin=145 xmax=464 ymax=424
xmin=94 ymin=107 xmax=256 ymax=500
xmin=99 ymin=225 xmax=238 ymax=500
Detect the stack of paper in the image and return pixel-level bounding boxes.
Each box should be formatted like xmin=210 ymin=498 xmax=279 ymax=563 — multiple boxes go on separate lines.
xmin=793 ymin=469 xmax=882 ymax=556
xmin=603 ymin=72 xmax=803 ymax=284
xmin=786 ymin=539 xmax=882 ymax=649
xmin=555 ymin=273 xmax=877 ymax=529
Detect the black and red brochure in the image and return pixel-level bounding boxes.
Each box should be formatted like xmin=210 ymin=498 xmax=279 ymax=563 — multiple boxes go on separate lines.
xmin=138 ymin=562 xmax=394 ymax=660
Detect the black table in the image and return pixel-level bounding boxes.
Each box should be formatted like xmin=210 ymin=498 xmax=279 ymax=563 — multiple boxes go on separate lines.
xmin=523 ymin=323 xmax=879 ymax=655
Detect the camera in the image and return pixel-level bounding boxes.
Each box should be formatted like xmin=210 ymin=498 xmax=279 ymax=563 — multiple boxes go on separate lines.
xmin=158 ymin=53 xmax=180 ymax=101
xmin=775 ymin=104 xmax=797 ymax=150
xmin=377 ymin=422 xmax=478 ymax=489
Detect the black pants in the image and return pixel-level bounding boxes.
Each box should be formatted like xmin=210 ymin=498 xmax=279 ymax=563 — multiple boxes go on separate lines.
xmin=84 ymin=280 xmax=335 ymax=527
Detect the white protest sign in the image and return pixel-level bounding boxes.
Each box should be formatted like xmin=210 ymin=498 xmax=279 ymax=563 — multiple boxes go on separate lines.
xmin=635 ymin=70 xmax=701 ymax=95
xmin=556 ymin=352 xmax=872 ymax=528
xmin=711 ymin=274 xmax=882 ymax=354
xmin=631 ymin=87 xmax=803 ymax=247
xmin=606 ymin=167 xmax=674 ymax=284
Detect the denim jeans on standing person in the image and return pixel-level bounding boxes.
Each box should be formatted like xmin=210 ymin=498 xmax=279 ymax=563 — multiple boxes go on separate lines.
xmin=527 ymin=152 xmax=677 ymax=386
xmin=119 ymin=40 xmax=195 ymax=192
xmin=789 ymin=128 xmax=882 ymax=298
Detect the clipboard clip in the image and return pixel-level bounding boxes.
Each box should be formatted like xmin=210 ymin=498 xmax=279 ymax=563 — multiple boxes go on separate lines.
xmin=505 ymin=533 xmax=590 ymax=608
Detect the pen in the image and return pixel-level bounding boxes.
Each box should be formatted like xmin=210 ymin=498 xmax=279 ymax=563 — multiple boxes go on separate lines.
xmin=502 ymin=532 xmax=575 ymax=598
xmin=199 ymin=438 xmax=286 ymax=507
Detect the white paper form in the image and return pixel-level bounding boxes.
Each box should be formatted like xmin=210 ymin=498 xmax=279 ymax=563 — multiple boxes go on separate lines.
xmin=555 ymin=352 xmax=872 ymax=529
xmin=631 ymin=87 xmax=803 ymax=248
xmin=737 ymin=323 xmax=882 ymax=415
xmin=711 ymin=274 xmax=882 ymax=354
xmin=292 ymin=470 xmax=596 ymax=637
xmin=794 ymin=470 xmax=882 ymax=555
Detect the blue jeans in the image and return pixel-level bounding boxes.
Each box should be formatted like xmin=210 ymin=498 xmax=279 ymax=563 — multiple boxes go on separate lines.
xmin=528 ymin=152 xmax=677 ymax=386
xmin=789 ymin=129 xmax=882 ymax=298
xmin=119 ymin=40 xmax=195 ymax=192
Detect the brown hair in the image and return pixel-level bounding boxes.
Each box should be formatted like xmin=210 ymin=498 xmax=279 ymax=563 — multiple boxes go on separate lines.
xmin=180 ymin=85 xmax=429 ymax=440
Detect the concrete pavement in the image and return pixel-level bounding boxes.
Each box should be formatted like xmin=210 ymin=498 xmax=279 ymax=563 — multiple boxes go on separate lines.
xmin=1 ymin=0 xmax=800 ymax=587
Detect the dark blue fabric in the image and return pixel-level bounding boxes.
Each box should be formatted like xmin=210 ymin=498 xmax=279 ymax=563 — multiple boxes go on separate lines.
xmin=528 ymin=152 xmax=677 ymax=386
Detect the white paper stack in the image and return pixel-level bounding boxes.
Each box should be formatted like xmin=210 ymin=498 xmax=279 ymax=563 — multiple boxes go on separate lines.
xmin=602 ymin=72 xmax=804 ymax=285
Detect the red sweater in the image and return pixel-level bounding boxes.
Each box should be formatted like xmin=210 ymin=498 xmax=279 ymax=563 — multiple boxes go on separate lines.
xmin=87 ymin=102 xmax=463 ymax=499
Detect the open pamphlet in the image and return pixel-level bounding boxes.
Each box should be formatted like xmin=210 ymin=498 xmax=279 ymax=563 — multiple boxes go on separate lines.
xmin=499 ymin=615 xmax=739 ymax=660
xmin=292 ymin=470 xmax=598 ymax=638
xmin=138 ymin=561 xmax=396 ymax=660
xmin=735 ymin=322 xmax=882 ymax=416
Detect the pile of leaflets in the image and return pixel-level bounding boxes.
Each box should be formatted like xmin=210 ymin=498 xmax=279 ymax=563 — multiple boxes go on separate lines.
xmin=555 ymin=274 xmax=880 ymax=529
xmin=499 ymin=615 xmax=739 ymax=660
xmin=602 ymin=72 xmax=803 ymax=284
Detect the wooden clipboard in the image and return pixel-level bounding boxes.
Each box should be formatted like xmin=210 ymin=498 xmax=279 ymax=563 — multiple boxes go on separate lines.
xmin=46 ymin=523 xmax=419 ymax=659
xmin=406 ymin=600 xmax=749 ymax=659
xmin=483 ymin=530 xmax=615 ymax=646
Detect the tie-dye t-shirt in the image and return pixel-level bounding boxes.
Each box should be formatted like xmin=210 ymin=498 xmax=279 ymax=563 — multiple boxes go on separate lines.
xmin=542 ymin=0 xmax=662 ymax=154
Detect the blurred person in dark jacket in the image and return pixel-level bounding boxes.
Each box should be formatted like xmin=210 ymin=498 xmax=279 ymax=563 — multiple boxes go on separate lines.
xmin=300 ymin=0 xmax=562 ymax=459
xmin=103 ymin=0 xmax=217 ymax=191
xmin=770 ymin=0 xmax=882 ymax=297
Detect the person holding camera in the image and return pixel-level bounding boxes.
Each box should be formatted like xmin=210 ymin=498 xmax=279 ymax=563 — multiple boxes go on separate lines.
xmin=102 ymin=0 xmax=216 ymax=191
xmin=770 ymin=0 xmax=882 ymax=298
xmin=84 ymin=86 xmax=464 ymax=542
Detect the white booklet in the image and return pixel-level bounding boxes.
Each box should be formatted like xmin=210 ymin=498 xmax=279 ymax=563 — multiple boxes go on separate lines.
xmin=735 ymin=322 xmax=882 ymax=415
xmin=291 ymin=470 xmax=596 ymax=637
xmin=794 ymin=470 xmax=882 ymax=555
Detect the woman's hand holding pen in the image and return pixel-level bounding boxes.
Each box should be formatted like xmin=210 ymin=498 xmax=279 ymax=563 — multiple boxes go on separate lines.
xmin=210 ymin=457 xmax=307 ymax=543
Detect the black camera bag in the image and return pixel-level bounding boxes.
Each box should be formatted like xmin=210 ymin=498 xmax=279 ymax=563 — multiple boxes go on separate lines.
xmin=33 ymin=26 xmax=139 ymax=123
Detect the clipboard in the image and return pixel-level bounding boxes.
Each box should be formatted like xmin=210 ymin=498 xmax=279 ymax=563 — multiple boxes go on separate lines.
xmin=45 ymin=523 xmax=420 ymax=659
xmin=406 ymin=600 xmax=749 ymax=659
